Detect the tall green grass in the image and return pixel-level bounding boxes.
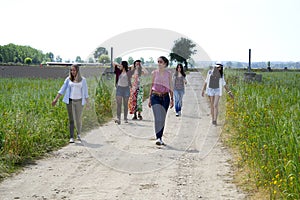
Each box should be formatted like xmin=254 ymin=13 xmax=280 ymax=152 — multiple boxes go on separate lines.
xmin=0 ymin=77 xmax=100 ymax=179
xmin=224 ymin=70 xmax=300 ymax=199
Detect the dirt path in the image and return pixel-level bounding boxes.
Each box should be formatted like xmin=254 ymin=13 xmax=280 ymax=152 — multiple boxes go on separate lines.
xmin=0 ymin=72 xmax=246 ymax=200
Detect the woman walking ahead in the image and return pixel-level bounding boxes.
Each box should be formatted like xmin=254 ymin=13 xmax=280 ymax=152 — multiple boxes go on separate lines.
xmin=128 ymin=60 xmax=148 ymax=120
xmin=201 ymin=63 xmax=234 ymax=125
xmin=52 ymin=64 xmax=89 ymax=143
xmin=148 ymin=56 xmax=174 ymax=145
xmin=173 ymin=64 xmax=187 ymax=117
xmin=113 ymin=61 xmax=132 ymax=124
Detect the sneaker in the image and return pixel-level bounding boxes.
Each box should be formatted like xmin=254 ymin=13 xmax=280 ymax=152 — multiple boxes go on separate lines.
xmin=176 ymin=113 xmax=179 ymax=117
xmin=212 ymin=120 xmax=217 ymax=125
xmin=178 ymin=111 xmax=181 ymax=116
xmin=69 ymin=138 xmax=74 ymax=143
xmin=155 ymin=138 xmax=164 ymax=146
xmin=132 ymin=115 xmax=138 ymax=120
xmin=124 ymin=119 xmax=128 ymax=123
xmin=115 ymin=119 xmax=121 ymax=125
xmin=156 ymin=139 xmax=162 ymax=145
xmin=77 ymin=135 xmax=81 ymax=141
xmin=138 ymin=115 xmax=143 ymax=120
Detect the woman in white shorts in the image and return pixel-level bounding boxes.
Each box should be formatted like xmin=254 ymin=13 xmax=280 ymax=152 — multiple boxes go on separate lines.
xmin=202 ymin=63 xmax=234 ymax=125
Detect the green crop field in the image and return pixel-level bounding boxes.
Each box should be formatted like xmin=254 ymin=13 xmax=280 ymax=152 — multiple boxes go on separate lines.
xmin=0 ymin=77 xmax=100 ymax=178
xmin=224 ymin=70 xmax=300 ymax=199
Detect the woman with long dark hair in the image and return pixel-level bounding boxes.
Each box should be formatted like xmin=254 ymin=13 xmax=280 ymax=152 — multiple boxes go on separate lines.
xmin=128 ymin=60 xmax=148 ymax=120
xmin=173 ymin=63 xmax=187 ymax=116
xmin=52 ymin=64 xmax=89 ymax=143
xmin=113 ymin=61 xmax=132 ymax=124
xmin=201 ymin=63 xmax=234 ymax=125
xmin=148 ymin=56 xmax=174 ymax=145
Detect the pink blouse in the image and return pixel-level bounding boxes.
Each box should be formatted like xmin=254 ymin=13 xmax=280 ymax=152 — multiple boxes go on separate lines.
xmin=151 ymin=69 xmax=171 ymax=93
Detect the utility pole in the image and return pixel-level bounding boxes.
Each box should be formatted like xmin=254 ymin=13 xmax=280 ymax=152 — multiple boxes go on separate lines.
xmin=110 ymin=47 xmax=113 ymax=72
xmin=248 ymin=49 xmax=251 ymax=72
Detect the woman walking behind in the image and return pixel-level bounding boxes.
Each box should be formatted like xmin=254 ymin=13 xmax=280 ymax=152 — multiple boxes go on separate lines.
xmin=129 ymin=60 xmax=148 ymax=120
xmin=201 ymin=63 xmax=234 ymax=125
xmin=113 ymin=61 xmax=132 ymax=124
xmin=52 ymin=64 xmax=89 ymax=143
xmin=173 ymin=64 xmax=187 ymax=117
xmin=148 ymin=56 xmax=174 ymax=145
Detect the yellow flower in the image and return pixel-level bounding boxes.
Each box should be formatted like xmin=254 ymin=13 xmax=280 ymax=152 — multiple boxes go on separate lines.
xmin=274 ymin=180 xmax=277 ymax=185
xmin=273 ymin=190 xmax=277 ymax=195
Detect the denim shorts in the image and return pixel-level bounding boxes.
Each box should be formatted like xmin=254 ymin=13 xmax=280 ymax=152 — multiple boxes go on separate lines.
xmin=206 ymin=88 xmax=221 ymax=96
xmin=116 ymin=86 xmax=130 ymax=97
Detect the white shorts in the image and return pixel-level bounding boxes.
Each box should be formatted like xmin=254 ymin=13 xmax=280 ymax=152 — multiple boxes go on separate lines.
xmin=206 ymin=88 xmax=221 ymax=96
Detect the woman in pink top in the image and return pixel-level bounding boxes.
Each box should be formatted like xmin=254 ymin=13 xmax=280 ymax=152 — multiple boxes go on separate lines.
xmin=148 ymin=56 xmax=174 ymax=145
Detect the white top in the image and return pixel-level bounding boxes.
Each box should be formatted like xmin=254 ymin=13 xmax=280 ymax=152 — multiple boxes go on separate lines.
xmin=118 ymin=72 xmax=129 ymax=87
xmin=69 ymin=81 xmax=83 ymax=99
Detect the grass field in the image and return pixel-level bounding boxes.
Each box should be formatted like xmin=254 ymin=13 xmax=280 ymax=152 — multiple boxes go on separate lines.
xmin=223 ymin=70 xmax=300 ymax=199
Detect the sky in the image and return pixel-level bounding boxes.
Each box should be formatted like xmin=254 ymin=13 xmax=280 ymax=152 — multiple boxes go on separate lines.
xmin=1 ymin=0 xmax=300 ymax=63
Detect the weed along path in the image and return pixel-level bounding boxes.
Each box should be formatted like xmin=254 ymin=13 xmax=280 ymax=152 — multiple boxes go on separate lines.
xmin=0 ymin=72 xmax=246 ymax=200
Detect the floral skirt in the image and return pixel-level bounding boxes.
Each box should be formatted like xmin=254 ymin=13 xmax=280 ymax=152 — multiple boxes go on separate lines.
xmin=128 ymin=86 xmax=144 ymax=114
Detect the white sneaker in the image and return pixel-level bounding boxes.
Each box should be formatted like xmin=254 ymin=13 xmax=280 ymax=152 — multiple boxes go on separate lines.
xmin=69 ymin=138 xmax=74 ymax=143
xmin=176 ymin=113 xmax=179 ymax=117
xmin=156 ymin=138 xmax=162 ymax=145
xmin=155 ymin=138 xmax=165 ymax=145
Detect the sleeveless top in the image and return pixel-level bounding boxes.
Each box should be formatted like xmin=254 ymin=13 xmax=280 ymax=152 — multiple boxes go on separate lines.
xmin=151 ymin=69 xmax=171 ymax=93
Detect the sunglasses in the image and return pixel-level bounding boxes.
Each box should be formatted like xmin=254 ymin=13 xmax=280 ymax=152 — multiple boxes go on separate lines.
xmin=158 ymin=60 xmax=164 ymax=64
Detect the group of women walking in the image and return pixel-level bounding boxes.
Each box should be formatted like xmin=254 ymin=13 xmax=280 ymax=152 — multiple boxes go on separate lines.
xmin=52 ymin=57 xmax=233 ymax=146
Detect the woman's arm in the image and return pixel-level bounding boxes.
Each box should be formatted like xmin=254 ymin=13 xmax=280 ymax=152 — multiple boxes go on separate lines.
xmin=201 ymin=82 xmax=207 ymax=97
xmin=169 ymin=72 xmax=174 ymax=108
xmin=148 ymin=72 xmax=155 ymax=108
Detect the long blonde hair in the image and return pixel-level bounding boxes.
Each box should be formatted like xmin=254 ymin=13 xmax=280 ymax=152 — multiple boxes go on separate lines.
xmin=69 ymin=64 xmax=82 ymax=82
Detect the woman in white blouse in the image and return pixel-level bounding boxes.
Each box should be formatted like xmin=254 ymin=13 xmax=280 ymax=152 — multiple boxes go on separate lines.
xmin=52 ymin=64 xmax=89 ymax=143
xmin=202 ymin=63 xmax=233 ymax=126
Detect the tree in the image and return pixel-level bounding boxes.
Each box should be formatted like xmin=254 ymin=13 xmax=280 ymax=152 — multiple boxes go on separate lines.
xmin=94 ymin=47 xmax=108 ymax=61
xmin=56 ymin=55 xmax=62 ymax=62
xmin=140 ymin=57 xmax=145 ymax=64
xmin=75 ymin=56 xmax=82 ymax=63
xmin=148 ymin=57 xmax=154 ymax=64
xmin=170 ymin=37 xmax=197 ymax=70
xmin=24 ymin=57 xmax=32 ymax=65
xmin=114 ymin=57 xmax=122 ymax=64
xmin=128 ymin=56 xmax=134 ymax=65
xmin=46 ymin=52 xmax=54 ymax=62
xmin=99 ymin=54 xmax=110 ymax=64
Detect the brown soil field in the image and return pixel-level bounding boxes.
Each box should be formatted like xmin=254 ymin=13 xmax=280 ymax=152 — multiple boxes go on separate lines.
xmin=0 ymin=65 xmax=106 ymax=79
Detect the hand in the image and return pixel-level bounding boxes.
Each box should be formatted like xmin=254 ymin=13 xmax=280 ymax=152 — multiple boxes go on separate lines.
xmin=228 ymin=91 xmax=234 ymax=99
xmin=148 ymin=99 xmax=152 ymax=108
xmin=201 ymin=90 xmax=205 ymax=97
xmin=170 ymin=99 xmax=174 ymax=108
xmin=52 ymin=99 xmax=57 ymax=106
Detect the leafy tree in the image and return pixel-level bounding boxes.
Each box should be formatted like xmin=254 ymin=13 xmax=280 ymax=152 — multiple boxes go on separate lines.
xmin=24 ymin=57 xmax=32 ymax=65
xmin=140 ymin=57 xmax=145 ymax=64
xmin=148 ymin=57 xmax=154 ymax=64
xmin=128 ymin=56 xmax=134 ymax=65
xmin=99 ymin=54 xmax=110 ymax=64
xmin=75 ymin=56 xmax=82 ymax=63
xmin=56 ymin=55 xmax=62 ymax=62
xmin=45 ymin=52 xmax=54 ymax=62
xmin=94 ymin=47 xmax=108 ymax=61
xmin=88 ymin=57 xmax=94 ymax=63
xmin=170 ymin=37 xmax=197 ymax=69
xmin=114 ymin=57 xmax=122 ymax=64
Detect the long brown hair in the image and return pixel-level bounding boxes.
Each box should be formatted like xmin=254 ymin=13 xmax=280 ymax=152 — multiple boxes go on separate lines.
xmin=69 ymin=64 xmax=82 ymax=82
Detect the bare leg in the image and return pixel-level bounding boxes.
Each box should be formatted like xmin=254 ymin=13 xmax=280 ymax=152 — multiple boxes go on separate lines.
xmin=209 ymin=96 xmax=215 ymax=122
xmin=213 ymin=95 xmax=220 ymax=122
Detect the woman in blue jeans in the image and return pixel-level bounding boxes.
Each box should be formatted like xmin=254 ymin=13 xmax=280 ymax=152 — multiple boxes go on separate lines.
xmin=173 ymin=64 xmax=187 ymax=117
xmin=148 ymin=56 xmax=174 ymax=145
